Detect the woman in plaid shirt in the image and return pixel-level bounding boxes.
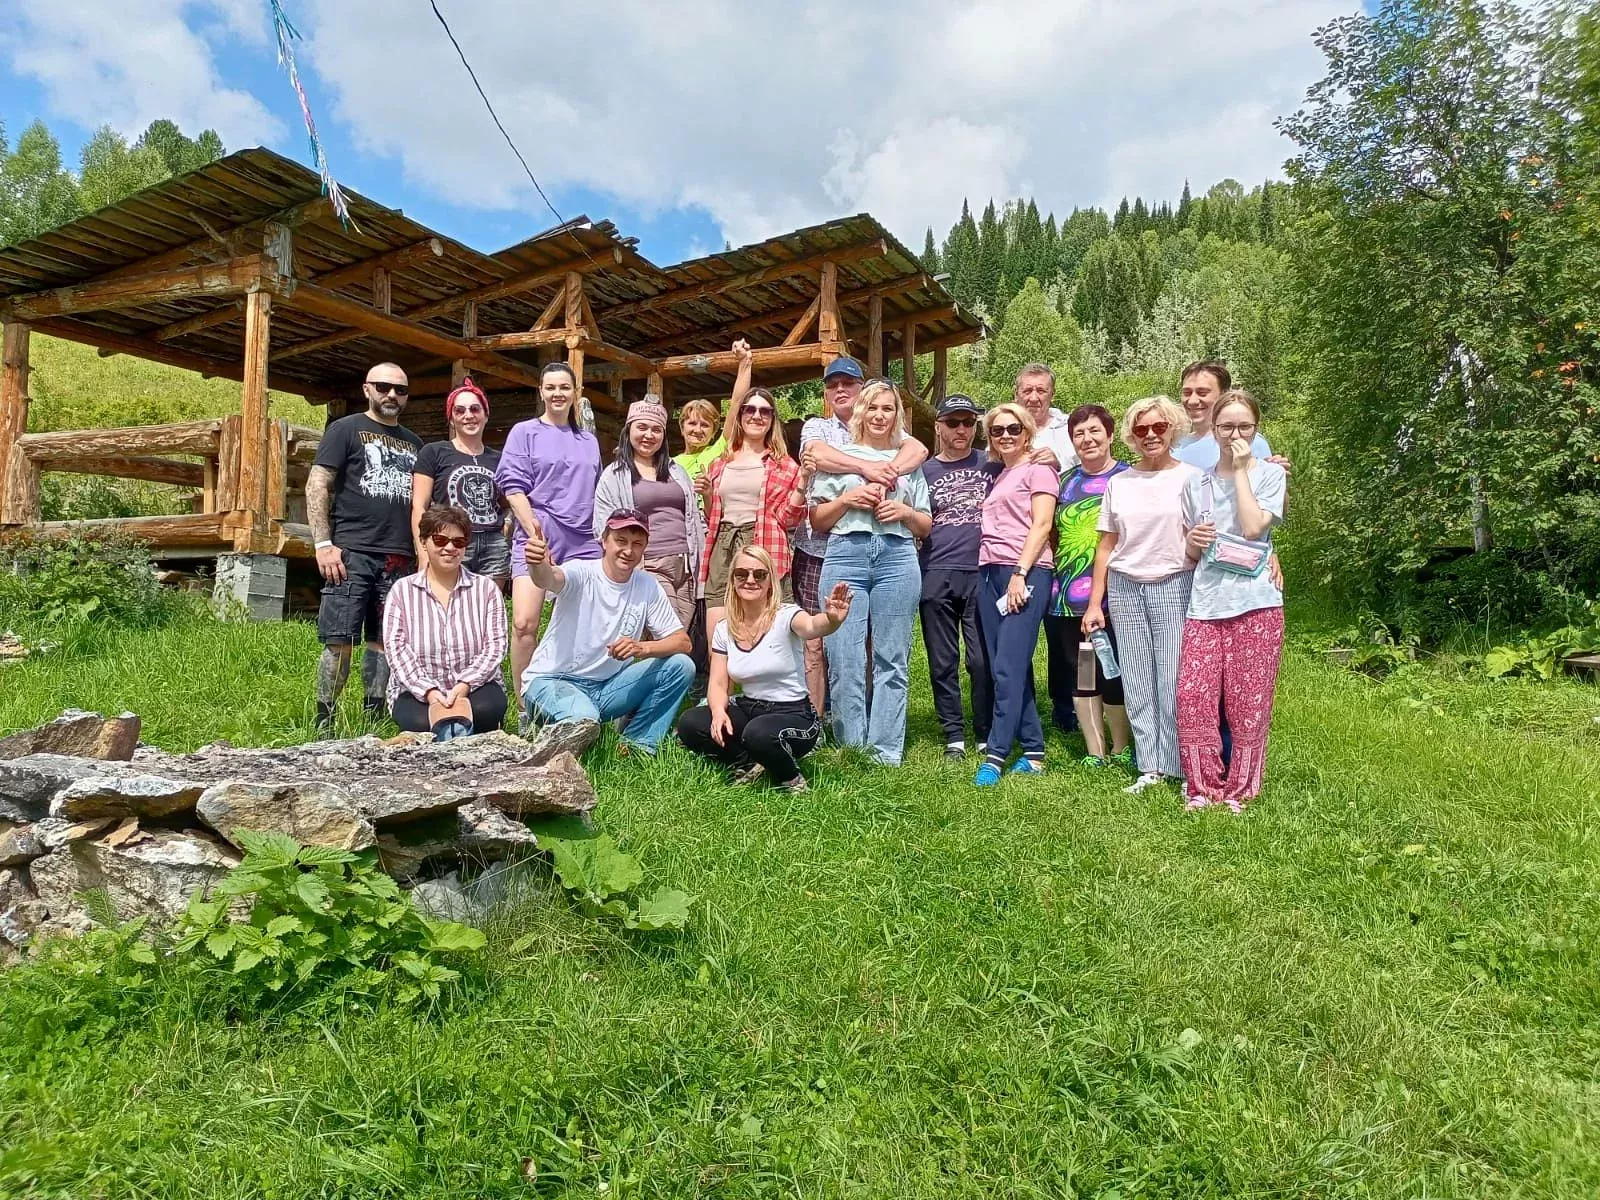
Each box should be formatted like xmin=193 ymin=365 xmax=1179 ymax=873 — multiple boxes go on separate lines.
xmin=699 ymin=341 xmax=809 ymax=642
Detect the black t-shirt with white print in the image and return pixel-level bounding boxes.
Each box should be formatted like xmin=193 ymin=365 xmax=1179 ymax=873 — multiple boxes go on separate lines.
xmin=313 ymin=413 xmax=423 ymax=555
xmin=414 ymin=441 xmax=505 ymax=532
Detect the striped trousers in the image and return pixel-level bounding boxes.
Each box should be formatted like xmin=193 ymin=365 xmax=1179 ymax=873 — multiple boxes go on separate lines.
xmin=1106 ymin=569 xmax=1192 ymax=778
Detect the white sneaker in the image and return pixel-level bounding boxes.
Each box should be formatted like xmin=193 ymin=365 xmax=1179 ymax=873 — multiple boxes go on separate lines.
xmin=1123 ymin=772 xmax=1165 ymax=795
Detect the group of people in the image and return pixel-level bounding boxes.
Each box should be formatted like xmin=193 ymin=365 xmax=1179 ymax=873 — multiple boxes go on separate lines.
xmin=305 ymin=349 xmax=1287 ymax=810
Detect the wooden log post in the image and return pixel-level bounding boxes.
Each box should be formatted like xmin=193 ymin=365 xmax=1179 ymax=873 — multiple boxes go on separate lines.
xmin=216 ymin=414 xmax=243 ymax=512
xmin=236 ymin=292 xmax=273 ymax=525
xmin=818 ymin=261 xmax=844 ymax=359
xmin=0 ymin=321 xmax=32 ymax=522
xmin=932 ymin=346 xmax=948 ymax=406
xmin=901 ymin=322 xmax=918 ymax=395
xmin=372 ymin=267 xmax=391 ymax=315
xmin=647 ymin=371 xmax=664 ymax=398
xmin=867 ymin=296 xmax=884 ymax=377
xmin=265 ymin=419 xmax=289 ymax=521
xmin=453 ymin=300 xmax=477 ymax=388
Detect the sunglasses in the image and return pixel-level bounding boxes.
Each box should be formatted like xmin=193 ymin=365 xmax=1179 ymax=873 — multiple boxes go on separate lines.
xmin=368 ymin=381 xmax=409 ymax=397
xmin=429 ymin=533 xmax=468 ymax=550
xmin=989 ymin=422 xmax=1025 ymax=438
xmin=940 ymin=416 xmax=977 ymax=429
xmin=452 ymin=403 xmax=484 ymax=416
xmin=1133 ymin=421 xmax=1171 ymax=439
xmin=732 ymin=567 xmax=770 ymax=584
xmin=740 ymin=404 xmax=774 ymax=419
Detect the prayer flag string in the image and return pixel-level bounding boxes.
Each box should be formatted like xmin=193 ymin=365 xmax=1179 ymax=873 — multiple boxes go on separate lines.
xmin=269 ymin=0 xmax=356 ymax=228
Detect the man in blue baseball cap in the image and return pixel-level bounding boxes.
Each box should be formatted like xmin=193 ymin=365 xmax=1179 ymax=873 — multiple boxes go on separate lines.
xmin=790 ymin=354 xmax=929 ymax=716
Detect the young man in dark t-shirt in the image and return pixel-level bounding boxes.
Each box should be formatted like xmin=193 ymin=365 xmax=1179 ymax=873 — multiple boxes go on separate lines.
xmin=307 ymin=362 xmax=424 ymax=732
xmin=918 ymin=394 xmax=998 ymax=759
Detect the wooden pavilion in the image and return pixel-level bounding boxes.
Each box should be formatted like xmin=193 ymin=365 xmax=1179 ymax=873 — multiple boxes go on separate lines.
xmin=0 ymin=148 xmax=982 ymax=613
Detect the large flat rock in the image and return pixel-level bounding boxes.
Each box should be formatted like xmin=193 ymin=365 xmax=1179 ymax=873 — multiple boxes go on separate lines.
xmin=0 ymin=710 xmax=141 ymax=763
xmin=30 ymin=829 xmax=240 ymax=924
xmin=196 ymin=781 xmax=376 ymax=851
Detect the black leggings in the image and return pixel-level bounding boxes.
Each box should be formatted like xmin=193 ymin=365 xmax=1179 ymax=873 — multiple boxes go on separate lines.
xmin=391 ymin=681 xmax=509 ymax=735
xmin=1043 ymin=614 xmax=1126 ymax=709
xmin=676 ymin=696 xmax=822 ymax=783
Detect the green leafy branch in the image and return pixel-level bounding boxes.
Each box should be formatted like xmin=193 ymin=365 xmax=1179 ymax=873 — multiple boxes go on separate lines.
xmin=541 ymin=834 xmax=693 ymax=931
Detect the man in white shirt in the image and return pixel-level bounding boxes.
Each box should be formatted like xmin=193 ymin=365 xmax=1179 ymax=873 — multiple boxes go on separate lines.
xmin=1014 ymin=364 xmax=1079 ymax=472
xmin=521 ymin=509 xmax=694 ymax=754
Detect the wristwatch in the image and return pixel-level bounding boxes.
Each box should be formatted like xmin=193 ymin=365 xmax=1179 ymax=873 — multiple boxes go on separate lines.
xmin=1013 ymin=566 xmax=1028 ymax=577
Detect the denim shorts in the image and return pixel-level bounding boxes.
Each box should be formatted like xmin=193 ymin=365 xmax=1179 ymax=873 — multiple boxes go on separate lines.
xmin=465 ymin=531 xmax=511 ymax=580
xmin=316 ymin=549 xmax=413 ymax=646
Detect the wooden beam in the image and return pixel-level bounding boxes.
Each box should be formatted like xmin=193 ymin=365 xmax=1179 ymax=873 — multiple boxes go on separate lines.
xmin=216 ymin=415 xmax=241 ymax=511
xmin=310 ymin=238 xmax=444 ymax=292
xmin=261 ymin=223 xmax=293 ymax=292
xmin=634 ymin=273 xmax=934 ymax=355
xmin=598 ymin=239 xmax=889 ymax=322
xmin=783 ymin=296 xmax=820 ymax=348
xmin=582 ymin=386 xmax=621 ymax=413
xmin=152 ymin=301 xmax=244 ymax=343
xmin=647 ymin=371 xmax=664 ymax=396
xmin=932 ymin=346 xmax=948 ymax=407
xmin=371 ymin=267 xmax=391 ymax=315
xmin=468 ymin=328 xmax=577 ymax=352
xmin=0 ymin=255 xmax=262 ymax=322
xmin=2 ymin=446 xmax=42 ymax=525
xmin=817 ymin=260 xmax=841 ymax=353
xmin=17 ymin=419 xmax=222 ymax=458
xmin=867 ymin=296 xmax=884 ymax=377
xmin=656 ymin=342 xmax=826 ymax=378
xmin=901 ymin=321 xmax=918 ymax=396
xmin=279 ymin=280 xmax=469 ymax=361
xmin=265 ymin=419 xmax=289 ymax=521
xmin=87 ymin=196 xmax=333 ymax=287
xmin=461 ymin=299 xmax=478 ymax=339
xmin=567 ymin=346 xmax=585 ymax=395
xmin=572 ymin=337 xmax=656 ymax=378
xmin=30 ymin=318 xmax=336 ymax=403
xmin=21 ymin=512 xmax=234 ymax=547
xmin=36 ymin=455 xmax=206 ymax=488
xmin=272 ymin=248 xmax=620 ymax=363
xmin=529 ymin=288 xmax=564 ymax=333
xmin=563 ymin=272 xmax=583 ymax=333
xmin=909 ymin=326 xmax=985 ymax=355
xmin=0 ymin=323 xmax=32 ymax=504
xmin=237 ymin=292 xmax=272 ymax=524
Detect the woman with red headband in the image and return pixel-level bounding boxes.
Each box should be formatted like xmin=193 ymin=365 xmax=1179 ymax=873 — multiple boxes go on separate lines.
xmin=411 ymin=376 xmax=510 ymax=584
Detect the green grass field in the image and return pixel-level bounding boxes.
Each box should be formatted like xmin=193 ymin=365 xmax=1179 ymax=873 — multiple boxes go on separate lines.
xmin=1 ymin=610 xmax=1598 ymax=1197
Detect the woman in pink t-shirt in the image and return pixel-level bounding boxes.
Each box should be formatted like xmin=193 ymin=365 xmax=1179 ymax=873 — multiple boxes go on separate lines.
xmin=974 ymin=402 xmax=1059 ymax=786
xmin=1083 ymin=395 xmax=1200 ymax=794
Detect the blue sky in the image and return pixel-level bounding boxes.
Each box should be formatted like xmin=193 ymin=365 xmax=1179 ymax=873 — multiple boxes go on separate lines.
xmin=1 ymin=1 xmax=1358 ymax=265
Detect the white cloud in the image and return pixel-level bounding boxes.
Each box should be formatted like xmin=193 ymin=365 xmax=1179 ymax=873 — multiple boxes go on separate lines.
xmin=297 ymin=0 xmax=1350 ymax=248
xmin=6 ymin=0 xmax=284 ymax=148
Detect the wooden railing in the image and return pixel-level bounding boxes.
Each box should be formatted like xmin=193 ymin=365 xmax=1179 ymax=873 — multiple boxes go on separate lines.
xmin=0 ymin=417 xmax=321 ymax=554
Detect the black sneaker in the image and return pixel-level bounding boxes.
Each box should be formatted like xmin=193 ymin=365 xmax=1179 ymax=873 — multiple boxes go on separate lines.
xmin=315 ymin=701 xmax=336 ymax=737
xmin=943 ymin=744 xmax=967 ymax=762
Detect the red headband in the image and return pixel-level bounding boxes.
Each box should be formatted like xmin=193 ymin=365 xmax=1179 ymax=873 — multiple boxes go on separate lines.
xmin=446 ymin=377 xmax=488 ymax=424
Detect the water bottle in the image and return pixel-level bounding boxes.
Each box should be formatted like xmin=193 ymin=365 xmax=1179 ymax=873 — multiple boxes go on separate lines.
xmin=1089 ymin=628 xmax=1121 ymax=680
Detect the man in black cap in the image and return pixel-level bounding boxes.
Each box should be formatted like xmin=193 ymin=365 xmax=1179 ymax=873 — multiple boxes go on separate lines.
xmin=918 ymin=394 xmax=996 ymax=759
xmin=792 ymin=355 xmax=929 ymax=714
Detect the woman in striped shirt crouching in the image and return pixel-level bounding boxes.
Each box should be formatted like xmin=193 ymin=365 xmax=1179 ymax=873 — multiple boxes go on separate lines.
xmin=382 ymin=504 xmax=510 ymax=739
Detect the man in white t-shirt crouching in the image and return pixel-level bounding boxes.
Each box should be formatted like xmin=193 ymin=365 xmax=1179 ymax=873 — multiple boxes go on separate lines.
xmin=521 ymin=508 xmax=694 ymax=754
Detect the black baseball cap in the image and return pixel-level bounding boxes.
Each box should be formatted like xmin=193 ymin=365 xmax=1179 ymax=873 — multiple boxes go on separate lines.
xmin=936 ymin=394 xmax=984 ymax=419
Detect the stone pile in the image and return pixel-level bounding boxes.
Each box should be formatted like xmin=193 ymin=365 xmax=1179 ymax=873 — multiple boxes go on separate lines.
xmin=0 ymin=710 xmax=601 ymax=959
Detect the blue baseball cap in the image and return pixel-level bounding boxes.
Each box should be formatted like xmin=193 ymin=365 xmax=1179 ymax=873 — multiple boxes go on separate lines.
xmin=823 ymin=356 xmax=865 ymax=382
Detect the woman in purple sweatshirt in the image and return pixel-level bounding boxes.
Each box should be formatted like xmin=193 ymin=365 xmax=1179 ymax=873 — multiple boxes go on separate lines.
xmin=495 ymin=361 xmax=602 ymax=688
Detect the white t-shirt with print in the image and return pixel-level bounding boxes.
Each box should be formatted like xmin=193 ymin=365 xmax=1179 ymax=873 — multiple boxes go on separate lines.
xmin=525 ymin=560 xmax=683 ymax=687
xmin=711 ymin=605 xmax=808 ymax=702
xmin=1180 ymin=463 xmax=1287 ymax=620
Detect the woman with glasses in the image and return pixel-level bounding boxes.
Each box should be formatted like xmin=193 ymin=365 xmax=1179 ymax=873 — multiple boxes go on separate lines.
xmin=1176 ymin=390 xmax=1287 ymax=812
xmin=973 ymin=402 xmax=1059 ymax=784
xmin=496 ymin=361 xmax=603 ymax=689
xmin=383 ymin=505 xmax=509 ymax=740
xmin=594 ymin=398 xmax=705 ymax=629
xmin=808 ymin=380 xmax=932 ymax=766
xmin=675 ymin=546 xmax=850 ymax=791
xmin=699 ymin=341 xmax=810 ymax=642
xmin=1082 ymin=396 xmax=1201 ymax=795
xmin=1044 ymin=404 xmax=1132 ymax=768
xmin=411 ymin=377 xmax=510 ymax=585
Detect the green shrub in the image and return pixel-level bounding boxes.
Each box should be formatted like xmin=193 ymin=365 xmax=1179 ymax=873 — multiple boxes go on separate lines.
xmin=0 ymin=531 xmax=185 ymax=630
xmin=173 ymin=831 xmax=486 ymax=1014
xmin=1395 ymin=548 xmax=1584 ymax=644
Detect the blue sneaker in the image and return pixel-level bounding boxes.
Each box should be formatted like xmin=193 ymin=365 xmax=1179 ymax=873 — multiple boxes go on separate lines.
xmin=974 ymin=763 xmax=1002 ymax=787
xmin=1009 ymin=758 xmax=1046 ymax=776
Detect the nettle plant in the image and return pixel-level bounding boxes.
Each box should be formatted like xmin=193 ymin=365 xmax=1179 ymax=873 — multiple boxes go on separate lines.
xmin=174 ymin=831 xmax=485 ymax=1009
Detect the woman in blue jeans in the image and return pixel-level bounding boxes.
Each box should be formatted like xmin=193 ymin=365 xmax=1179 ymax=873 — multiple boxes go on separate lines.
xmin=808 ymin=380 xmax=932 ymax=765
xmin=975 ymin=402 xmax=1059 ymax=784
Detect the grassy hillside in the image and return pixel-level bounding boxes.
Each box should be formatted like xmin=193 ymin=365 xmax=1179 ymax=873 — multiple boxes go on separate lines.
xmin=0 ymin=613 xmax=1598 ymax=1196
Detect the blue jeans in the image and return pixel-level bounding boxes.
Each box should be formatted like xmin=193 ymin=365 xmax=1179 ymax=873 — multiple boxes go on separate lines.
xmin=522 ymin=654 xmax=694 ymax=752
xmin=977 ymin=563 xmax=1051 ymax=766
xmin=819 ymin=532 xmax=920 ymax=765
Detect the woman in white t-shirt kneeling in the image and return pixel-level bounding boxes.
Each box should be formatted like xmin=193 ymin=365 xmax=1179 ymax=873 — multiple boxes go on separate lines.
xmin=676 ymin=547 xmax=852 ymax=792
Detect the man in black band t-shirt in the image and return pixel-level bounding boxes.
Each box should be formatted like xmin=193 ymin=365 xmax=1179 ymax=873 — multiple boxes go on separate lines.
xmin=306 ymin=362 xmax=424 ymax=732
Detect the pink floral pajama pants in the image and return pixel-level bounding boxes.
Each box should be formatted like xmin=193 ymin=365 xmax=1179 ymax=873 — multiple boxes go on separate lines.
xmin=1176 ymin=606 xmax=1284 ymax=804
